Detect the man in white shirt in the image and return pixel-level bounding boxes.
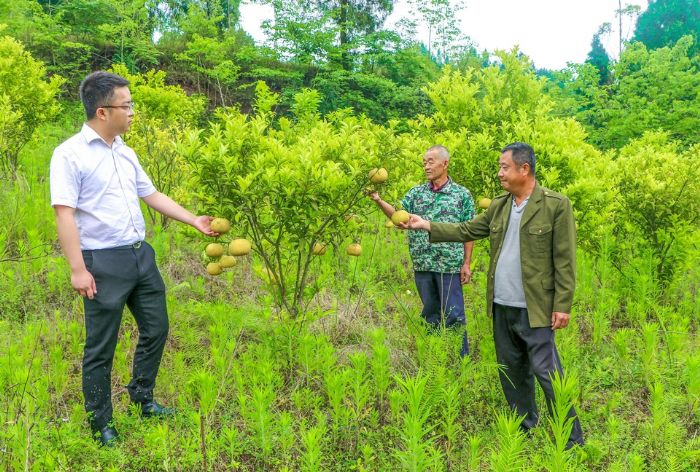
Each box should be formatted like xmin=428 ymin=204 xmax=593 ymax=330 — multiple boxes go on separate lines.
xmin=50 ymin=71 xmax=217 ymax=446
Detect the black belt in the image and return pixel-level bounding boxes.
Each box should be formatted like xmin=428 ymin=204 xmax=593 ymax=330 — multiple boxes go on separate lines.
xmin=108 ymin=241 xmax=143 ymax=250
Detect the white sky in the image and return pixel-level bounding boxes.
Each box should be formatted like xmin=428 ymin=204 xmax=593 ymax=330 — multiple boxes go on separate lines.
xmin=239 ymin=0 xmax=648 ymax=70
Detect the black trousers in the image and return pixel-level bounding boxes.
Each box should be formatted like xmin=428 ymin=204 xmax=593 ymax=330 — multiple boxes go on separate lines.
xmin=414 ymin=272 xmax=469 ymax=356
xmin=492 ymin=303 xmax=584 ymax=445
xmin=81 ymin=242 xmax=168 ymax=431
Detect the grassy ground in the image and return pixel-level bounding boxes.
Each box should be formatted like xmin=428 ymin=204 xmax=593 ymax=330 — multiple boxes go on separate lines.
xmin=1 ymin=126 xmax=699 ymax=471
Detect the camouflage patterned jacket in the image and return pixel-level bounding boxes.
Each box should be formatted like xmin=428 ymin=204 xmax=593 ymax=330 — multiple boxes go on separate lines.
xmin=401 ymin=178 xmax=475 ymax=273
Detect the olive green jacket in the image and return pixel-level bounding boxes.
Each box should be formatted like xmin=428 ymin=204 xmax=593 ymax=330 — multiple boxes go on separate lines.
xmin=429 ymin=184 xmax=576 ymax=328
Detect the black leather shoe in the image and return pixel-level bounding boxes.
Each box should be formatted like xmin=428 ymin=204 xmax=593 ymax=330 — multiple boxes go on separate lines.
xmin=94 ymin=425 xmax=119 ymax=447
xmin=140 ymin=400 xmax=176 ymax=418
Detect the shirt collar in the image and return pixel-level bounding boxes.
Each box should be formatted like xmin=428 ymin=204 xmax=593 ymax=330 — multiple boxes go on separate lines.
xmin=511 ymin=194 xmax=530 ymax=210
xmin=80 ymin=123 xmax=124 ymax=148
xmin=428 ymin=177 xmax=452 ymax=193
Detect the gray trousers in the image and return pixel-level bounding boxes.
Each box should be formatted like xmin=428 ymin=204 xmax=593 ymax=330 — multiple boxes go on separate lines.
xmin=493 ymin=303 xmax=584 ymax=445
xmin=81 ymin=242 xmax=168 ymax=431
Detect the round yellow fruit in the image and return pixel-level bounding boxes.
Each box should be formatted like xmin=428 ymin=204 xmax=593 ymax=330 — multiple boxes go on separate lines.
xmin=478 ymin=197 xmax=492 ymax=209
xmin=206 ymin=262 xmax=223 ymax=276
xmin=347 ymin=243 xmax=362 ymax=256
xmin=229 ymin=238 xmax=252 ymax=256
xmin=368 ymin=167 xmax=388 ymax=184
xmin=219 ymin=255 xmax=236 ymax=268
xmin=312 ymin=242 xmax=327 ymax=255
xmin=384 ymin=219 xmax=395 ymax=228
xmin=391 ymin=209 xmax=410 ymax=225
xmin=205 ymin=243 xmax=225 ymax=258
xmin=210 ymin=218 xmax=231 ymax=234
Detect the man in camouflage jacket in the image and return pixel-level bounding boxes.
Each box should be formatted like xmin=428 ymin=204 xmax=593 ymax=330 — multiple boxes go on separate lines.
xmin=369 ymin=145 xmax=475 ymax=357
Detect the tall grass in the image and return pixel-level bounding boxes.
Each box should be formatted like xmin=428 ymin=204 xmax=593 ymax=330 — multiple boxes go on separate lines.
xmin=1 ymin=124 xmax=699 ymax=470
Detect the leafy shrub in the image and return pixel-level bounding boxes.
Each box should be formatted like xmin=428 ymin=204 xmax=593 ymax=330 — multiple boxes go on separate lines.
xmin=0 ymin=34 xmax=63 ymax=177
xmin=183 ymin=82 xmax=418 ymax=317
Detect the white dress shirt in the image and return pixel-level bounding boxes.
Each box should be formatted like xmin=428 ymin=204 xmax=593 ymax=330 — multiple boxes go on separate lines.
xmin=50 ymin=123 xmax=156 ymax=250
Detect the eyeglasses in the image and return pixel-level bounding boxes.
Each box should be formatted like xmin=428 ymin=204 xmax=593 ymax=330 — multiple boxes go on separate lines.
xmin=100 ymin=102 xmax=135 ymax=111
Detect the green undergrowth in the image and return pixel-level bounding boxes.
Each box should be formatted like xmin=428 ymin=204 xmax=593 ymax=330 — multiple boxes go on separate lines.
xmin=1 ymin=125 xmax=699 ymax=471
xmin=1 ymin=222 xmax=699 ymax=470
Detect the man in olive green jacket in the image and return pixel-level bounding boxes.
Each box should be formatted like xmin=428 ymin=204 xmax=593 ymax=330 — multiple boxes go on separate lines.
xmin=403 ymin=142 xmax=584 ymax=449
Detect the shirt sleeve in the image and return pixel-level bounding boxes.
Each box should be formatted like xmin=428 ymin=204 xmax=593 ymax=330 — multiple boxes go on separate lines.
xmin=49 ymin=149 xmax=80 ymax=208
xmin=401 ymin=190 xmax=413 ymax=213
xmin=128 ymin=148 xmax=157 ymax=197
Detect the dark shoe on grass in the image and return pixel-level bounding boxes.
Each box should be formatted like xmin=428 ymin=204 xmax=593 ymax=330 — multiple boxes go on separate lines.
xmin=139 ymin=400 xmax=176 ymax=418
xmin=94 ymin=425 xmax=119 ymax=447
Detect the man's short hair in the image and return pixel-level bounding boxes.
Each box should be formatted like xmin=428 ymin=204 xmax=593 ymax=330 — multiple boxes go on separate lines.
xmin=425 ymin=145 xmax=450 ymax=161
xmin=502 ymin=142 xmax=536 ymax=176
xmin=79 ymin=71 xmax=130 ymax=119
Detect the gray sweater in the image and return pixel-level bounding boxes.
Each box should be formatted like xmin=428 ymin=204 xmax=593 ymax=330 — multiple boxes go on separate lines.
xmin=493 ymin=198 xmax=529 ymax=308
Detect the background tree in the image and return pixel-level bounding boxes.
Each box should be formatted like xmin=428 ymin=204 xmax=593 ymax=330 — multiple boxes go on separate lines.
xmin=586 ymin=23 xmax=611 ymax=85
xmin=0 ymin=34 xmax=64 ymax=178
xmin=633 ymin=0 xmax=700 ymax=55
xmin=261 ymin=0 xmax=393 ymax=71
xmin=261 ymin=0 xmax=336 ymax=65
xmin=413 ymin=50 xmax=598 ymax=202
xmin=615 ymin=2 xmax=641 ymax=57
xmin=408 ymin=0 xmax=469 ymax=64
xmin=153 ymin=0 xmax=242 ymax=35
xmin=315 ymin=0 xmax=394 ymax=70
xmin=614 ymin=132 xmax=700 ymax=285
xmin=549 ymin=35 xmax=700 ymax=150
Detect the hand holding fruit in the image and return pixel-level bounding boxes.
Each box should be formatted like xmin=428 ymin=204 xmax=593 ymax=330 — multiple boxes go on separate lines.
xmin=391 ymin=210 xmax=410 ymax=225
xmin=193 ymin=215 xmax=218 ymax=236
xmin=366 ymin=189 xmax=381 ymax=202
xmin=396 ymin=214 xmax=430 ymax=231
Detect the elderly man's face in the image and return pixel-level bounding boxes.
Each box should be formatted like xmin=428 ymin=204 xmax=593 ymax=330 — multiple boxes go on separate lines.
xmin=423 ymin=150 xmax=448 ymax=181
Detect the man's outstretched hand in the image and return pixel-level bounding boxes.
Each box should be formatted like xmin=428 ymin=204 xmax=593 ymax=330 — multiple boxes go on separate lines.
xmin=367 ymin=190 xmax=381 ymax=202
xmin=192 ymin=215 xmax=218 ymax=236
xmin=397 ymin=214 xmax=431 ymax=231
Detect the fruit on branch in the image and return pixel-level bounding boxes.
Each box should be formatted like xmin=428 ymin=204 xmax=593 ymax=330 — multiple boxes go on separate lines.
xmin=205 ymin=243 xmax=225 ymax=258
xmin=220 ymin=255 xmax=236 ymax=268
xmin=368 ymin=167 xmax=388 ymax=184
xmin=211 ymin=218 xmax=231 ymax=234
xmin=347 ymin=243 xmax=362 ymax=256
xmin=312 ymin=242 xmax=327 ymax=255
xmin=229 ymin=238 xmax=252 ymax=256
xmin=478 ymin=198 xmax=492 ymax=209
xmin=206 ymin=262 xmax=223 ymax=275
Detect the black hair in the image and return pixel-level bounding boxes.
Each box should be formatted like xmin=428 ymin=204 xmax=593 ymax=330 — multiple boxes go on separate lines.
xmin=501 ymin=142 xmax=536 ymax=176
xmin=79 ymin=71 xmax=129 ymax=119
